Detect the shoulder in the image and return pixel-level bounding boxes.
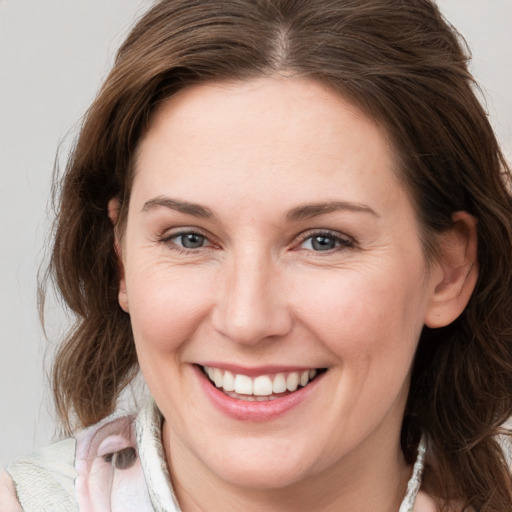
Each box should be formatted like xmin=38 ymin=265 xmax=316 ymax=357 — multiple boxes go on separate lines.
xmin=0 ymin=471 xmax=22 ymax=512
xmin=3 ymin=408 xmax=156 ymax=512
xmin=5 ymin=438 xmax=77 ymax=512
xmin=4 ymin=414 xmax=138 ymax=512
xmin=5 ymin=414 xmax=138 ymax=512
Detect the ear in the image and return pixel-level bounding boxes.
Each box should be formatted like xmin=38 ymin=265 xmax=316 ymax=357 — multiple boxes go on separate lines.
xmin=108 ymin=197 xmax=129 ymax=313
xmin=424 ymin=211 xmax=478 ymax=328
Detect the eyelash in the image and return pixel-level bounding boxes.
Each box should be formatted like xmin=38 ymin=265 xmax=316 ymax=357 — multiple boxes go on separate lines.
xmin=158 ymin=229 xmax=355 ymax=255
xmin=295 ymin=230 xmax=354 ymax=253
xmin=159 ymin=230 xmax=213 ymax=255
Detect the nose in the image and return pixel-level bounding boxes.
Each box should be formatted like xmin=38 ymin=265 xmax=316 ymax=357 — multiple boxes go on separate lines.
xmin=211 ymin=247 xmax=292 ymax=346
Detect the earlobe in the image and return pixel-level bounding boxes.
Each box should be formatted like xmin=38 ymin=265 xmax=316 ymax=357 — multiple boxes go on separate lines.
xmin=108 ymin=197 xmax=121 ymax=225
xmin=424 ymin=211 xmax=478 ymax=328
xmin=118 ymin=275 xmax=129 ymax=313
xmin=108 ymin=197 xmax=129 ymax=313
xmin=117 ymin=240 xmax=129 ymax=313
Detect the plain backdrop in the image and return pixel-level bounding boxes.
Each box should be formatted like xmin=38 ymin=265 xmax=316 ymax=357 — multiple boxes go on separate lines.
xmin=1 ymin=0 xmax=511 ymax=468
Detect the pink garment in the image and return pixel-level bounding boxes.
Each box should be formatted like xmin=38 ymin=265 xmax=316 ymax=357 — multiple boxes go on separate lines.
xmin=75 ymin=415 xmax=154 ymax=511
xmin=7 ymin=400 xmax=179 ymax=511
xmin=74 ymin=399 xmax=179 ymax=512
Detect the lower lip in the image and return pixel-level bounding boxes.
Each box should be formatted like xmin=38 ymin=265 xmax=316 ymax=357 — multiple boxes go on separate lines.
xmin=194 ymin=365 xmax=324 ymax=422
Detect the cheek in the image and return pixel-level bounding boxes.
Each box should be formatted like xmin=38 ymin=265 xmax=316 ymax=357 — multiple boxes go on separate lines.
xmin=295 ymin=264 xmax=427 ymax=364
xmin=299 ymin=267 xmax=427 ymax=431
xmin=124 ymin=261 xmax=215 ymax=355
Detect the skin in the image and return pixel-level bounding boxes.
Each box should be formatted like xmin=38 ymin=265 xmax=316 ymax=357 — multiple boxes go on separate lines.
xmin=114 ymin=77 xmax=477 ymax=512
xmin=0 ymin=471 xmax=22 ymax=512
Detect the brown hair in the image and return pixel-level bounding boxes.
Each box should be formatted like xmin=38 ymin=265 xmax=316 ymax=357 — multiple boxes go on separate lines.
xmin=46 ymin=0 xmax=512 ymax=509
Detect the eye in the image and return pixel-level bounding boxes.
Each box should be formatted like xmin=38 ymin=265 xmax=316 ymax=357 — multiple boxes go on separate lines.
xmin=299 ymin=232 xmax=353 ymax=252
xmin=176 ymin=233 xmax=208 ymax=249
xmin=163 ymin=231 xmax=212 ymax=251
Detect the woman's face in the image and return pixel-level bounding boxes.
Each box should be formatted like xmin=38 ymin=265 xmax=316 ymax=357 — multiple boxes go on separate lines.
xmin=119 ymin=78 xmax=440 ymax=491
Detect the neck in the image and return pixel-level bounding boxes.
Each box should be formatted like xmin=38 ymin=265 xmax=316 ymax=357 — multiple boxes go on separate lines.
xmin=164 ymin=423 xmax=412 ymax=512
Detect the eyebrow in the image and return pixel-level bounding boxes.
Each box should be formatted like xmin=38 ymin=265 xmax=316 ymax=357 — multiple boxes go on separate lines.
xmin=141 ymin=196 xmax=378 ymax=222
xmin=142 ymin=196 xmax=213 ymax=218
xmin=286 ymin=201 xmax=379 ymax=221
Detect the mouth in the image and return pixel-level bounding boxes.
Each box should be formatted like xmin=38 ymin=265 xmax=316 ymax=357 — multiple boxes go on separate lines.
xmin=200 ymin=365 xmax=326 ymax=402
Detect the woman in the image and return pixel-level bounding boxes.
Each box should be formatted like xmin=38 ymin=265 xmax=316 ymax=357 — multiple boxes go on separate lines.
xmin=2 ymin=0 xmax=512 ymax=510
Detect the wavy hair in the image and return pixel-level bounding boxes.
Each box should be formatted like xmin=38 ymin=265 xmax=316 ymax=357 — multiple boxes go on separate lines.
xmin=45 ymin=0 xmax=512 ymax=509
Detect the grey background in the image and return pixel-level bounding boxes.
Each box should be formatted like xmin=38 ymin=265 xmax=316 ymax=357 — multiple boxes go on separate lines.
xmin=1 ymin=0 xmax=511 ymax=467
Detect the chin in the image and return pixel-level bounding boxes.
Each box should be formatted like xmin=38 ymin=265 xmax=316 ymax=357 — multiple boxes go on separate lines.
xmin=196 ymin=437 xmax=323 ymax=491
xmin=212 ymin=460 xmax=309 ymax=490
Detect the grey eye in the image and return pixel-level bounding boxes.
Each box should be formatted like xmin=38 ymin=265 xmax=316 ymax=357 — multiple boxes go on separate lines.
xmin=301 ymin=235 xmax=341 ymax=251
xmin=178 ymin=233 xmax=206 ymax=249
xmin=311 ymin=235 xmax=337 ymax=251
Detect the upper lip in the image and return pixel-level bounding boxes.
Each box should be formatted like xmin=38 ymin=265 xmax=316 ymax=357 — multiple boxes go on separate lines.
xmin=196 ymin=362 xmax=323 ymax=377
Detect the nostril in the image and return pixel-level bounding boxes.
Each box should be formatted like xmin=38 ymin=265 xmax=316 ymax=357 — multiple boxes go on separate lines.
xmin=211 ymin=273 xmax=293 ymax=345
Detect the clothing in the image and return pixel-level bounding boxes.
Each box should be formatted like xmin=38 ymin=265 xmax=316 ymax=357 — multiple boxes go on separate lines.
xmin=7 ymin=399 xmax=425 ymax=511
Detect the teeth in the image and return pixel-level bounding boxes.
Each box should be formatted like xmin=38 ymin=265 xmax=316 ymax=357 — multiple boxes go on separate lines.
xmin=223 ymin=371 xmax=235 ymax=392
xmin=213 ymin=368 xmax=223 ymax=387
xmin=272 ymin=373 xmax=287 ymax=394
xmin=286 ymin=372 xmax=299 ymax=392
xmin=234 ymin=374 xmax=252 ymax=395
xmin=253 ymin=376 xmax=273 ymax=396
xmin=203 ymin=366 xmax=320 ymax=397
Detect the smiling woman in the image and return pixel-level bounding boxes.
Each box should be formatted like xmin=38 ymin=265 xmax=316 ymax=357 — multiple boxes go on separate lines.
xmin=115 ymin=80 xmax=436 ymax=498
xmin=2 ymin=0 xmax=512 ymax=511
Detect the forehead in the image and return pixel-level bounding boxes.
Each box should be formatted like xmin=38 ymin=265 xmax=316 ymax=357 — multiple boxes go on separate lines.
xmin=132 ymin=77 xmax=405 ymax=215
